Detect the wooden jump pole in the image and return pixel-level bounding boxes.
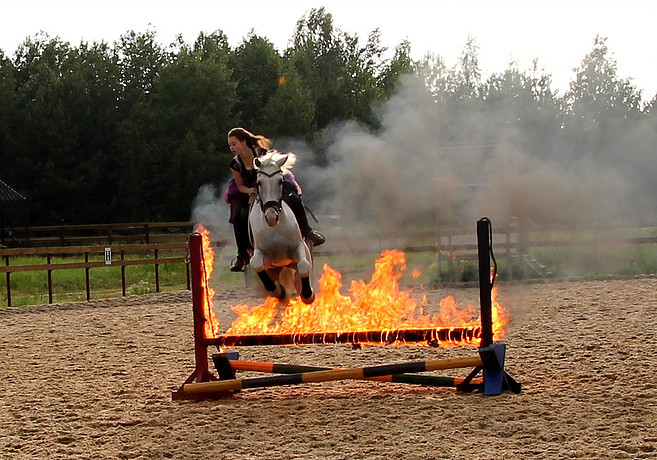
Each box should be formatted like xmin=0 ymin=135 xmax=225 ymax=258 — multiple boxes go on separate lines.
xmin=226 ymin=358 xmax=483 ymax=388
xmin=207 ymin=326 xmax=482 ymax=348
xmin=183 ymin=355 xmax=483 ymax=394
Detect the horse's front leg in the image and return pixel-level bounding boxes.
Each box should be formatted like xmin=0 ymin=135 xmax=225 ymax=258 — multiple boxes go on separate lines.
xmin=293 ymin=242 xmax=314 ymax=304
xmin=251 ymin=248 xmax=285 ymax=299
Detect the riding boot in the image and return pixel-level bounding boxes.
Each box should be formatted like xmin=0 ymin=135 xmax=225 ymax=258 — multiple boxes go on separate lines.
xmin=283 ymin=189 xmax=325 ymax=247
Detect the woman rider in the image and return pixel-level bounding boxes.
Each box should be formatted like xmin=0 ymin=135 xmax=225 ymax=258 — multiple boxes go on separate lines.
xmin=224 ymin=127 xmax=325 ymax=272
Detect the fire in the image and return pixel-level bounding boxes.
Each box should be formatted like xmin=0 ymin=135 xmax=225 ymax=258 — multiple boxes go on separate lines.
xmin=223 ymin=249 xmax=508 ymax=347
xmin=195 ymin=224 xmax=220 ymax=339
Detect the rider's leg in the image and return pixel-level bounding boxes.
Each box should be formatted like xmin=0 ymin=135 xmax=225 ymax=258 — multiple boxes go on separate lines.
xmin=230 ymin=200 xmax=253 ymax=272
xmin=282 ymin=182 xmax=325 ymax=246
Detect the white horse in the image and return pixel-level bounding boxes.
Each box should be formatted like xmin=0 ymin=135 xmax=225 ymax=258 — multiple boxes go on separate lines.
xmin=248 ymin=150 xmax=315 ymax=304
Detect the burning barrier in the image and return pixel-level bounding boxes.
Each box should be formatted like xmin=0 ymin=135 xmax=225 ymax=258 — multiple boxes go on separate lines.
xmin=173 ymin=219 xmax=520 ymax=400
xmin=194 ymin=224 xmax=508 ymax=349
xmin=209 ymin=326 xmax=482 ymax=347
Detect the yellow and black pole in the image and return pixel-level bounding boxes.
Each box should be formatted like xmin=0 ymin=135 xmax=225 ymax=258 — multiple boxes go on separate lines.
xmin=225 ymin=358 xmax=483 ymax=388
xmin=182 ymin=355 xmax=483 ymax=395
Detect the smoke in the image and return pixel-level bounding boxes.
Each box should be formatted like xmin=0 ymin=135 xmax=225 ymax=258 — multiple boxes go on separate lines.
xmin=192 ymin=73 xmax=655 ymax=252
xmin=191 ymin=183 xmax=231 ymax=235
xmin=286 ymin=74 xmax=652 ymax=234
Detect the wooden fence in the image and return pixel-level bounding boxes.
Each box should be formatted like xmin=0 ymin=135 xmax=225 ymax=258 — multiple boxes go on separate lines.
xmin=4 ymin=219 xmax=657 ymax=307
xmin=1 ymin=221 xmax=194 ymax=247
xmin=311 ymin=220 xmax=657 ymax=282
xmin=0 ymin=242 xmax=189 ymax=307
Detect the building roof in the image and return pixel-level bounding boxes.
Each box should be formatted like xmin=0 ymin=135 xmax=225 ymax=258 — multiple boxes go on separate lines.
xmin=0 ymin=179 xmax=26 ymax=202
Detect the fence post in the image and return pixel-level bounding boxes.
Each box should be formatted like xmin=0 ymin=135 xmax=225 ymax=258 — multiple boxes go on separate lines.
xmin=436 ymin=234 xmax=443 ymax=282
xmin=85 ymin=252 xmax=91 ymax=301
xmin=505 ymin=228 xmax=513 ymax=281
xmin=47 ymin=254 xmax=53 ymax=304
xmin=121 ymin=250 xmax=126 ymax=296
xmin=518 ymin=218 xmax=529 ymax=279
xmin=447 ymin=234 xmax=454 ymax=281
xmin=154 ymin=248 xmax=160 ymax=292
xmin=592 ymin=222 xmax=599 ymax=275
xmin=4 ymin=256 xmax=10 ymax=307
xmin=186 ymin=259 xmax=191 ymax=291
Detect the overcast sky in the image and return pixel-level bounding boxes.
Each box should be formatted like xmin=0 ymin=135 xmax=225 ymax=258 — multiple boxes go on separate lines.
xmin=2 ymin=0 xmax=655 ymax=99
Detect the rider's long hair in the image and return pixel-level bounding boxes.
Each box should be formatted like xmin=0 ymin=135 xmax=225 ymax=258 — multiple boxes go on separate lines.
xmin=228 ymin=127 xmax=273 ymax=152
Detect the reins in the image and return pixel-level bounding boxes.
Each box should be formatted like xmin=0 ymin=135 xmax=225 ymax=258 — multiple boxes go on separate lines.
xmin=255 ymin=168 xmax=284 ymax=214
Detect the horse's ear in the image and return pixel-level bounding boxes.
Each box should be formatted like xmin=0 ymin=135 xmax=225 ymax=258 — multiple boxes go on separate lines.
xmin=275 ymin=154 xmax=288 ymax=168
xmin=254 ymin=158 xmax=262 ymax=168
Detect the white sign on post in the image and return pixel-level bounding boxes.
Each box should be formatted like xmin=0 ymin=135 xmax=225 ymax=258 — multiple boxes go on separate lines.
xmin=104 ymin=247 xmax=112 ymax=265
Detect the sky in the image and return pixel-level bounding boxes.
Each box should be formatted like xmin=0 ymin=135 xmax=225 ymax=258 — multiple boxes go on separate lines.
xmin=1 ymin=0 xmax=656 ymax=99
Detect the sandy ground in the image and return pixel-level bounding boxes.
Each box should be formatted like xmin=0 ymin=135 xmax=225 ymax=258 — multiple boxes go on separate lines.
xmin=1 ymin=276 xmax=657 ymax=459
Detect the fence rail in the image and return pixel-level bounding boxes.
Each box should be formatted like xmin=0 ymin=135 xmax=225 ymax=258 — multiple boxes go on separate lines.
xmin=4 ymin=219 xmax=657 ymax=307
xmin=1 ymin=242 xmax=189 ymax=307
xmin=311 ymin=220 xmax=657 ymax=282
xmin=1 ymin=221 xmax=194 ymax=247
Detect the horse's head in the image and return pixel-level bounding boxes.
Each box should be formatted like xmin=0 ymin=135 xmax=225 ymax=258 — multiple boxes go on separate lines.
xmin=254 ymin=151 xmax=296 ymax=227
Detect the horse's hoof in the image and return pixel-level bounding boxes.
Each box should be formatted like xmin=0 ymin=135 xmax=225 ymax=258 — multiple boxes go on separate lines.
xmin=275 ymin=284 xmax=287 ymax=300
xmin=301 ymin=292 xmax=315 ymax=305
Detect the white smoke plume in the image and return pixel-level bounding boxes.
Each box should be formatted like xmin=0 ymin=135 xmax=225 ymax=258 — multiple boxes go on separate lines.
xmin=284 ymin=74 xmax=647 ymax=234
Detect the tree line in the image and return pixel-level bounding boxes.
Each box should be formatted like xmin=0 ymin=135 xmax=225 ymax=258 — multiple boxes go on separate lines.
xmin=1 ymin=7 xmax=655 ymax=227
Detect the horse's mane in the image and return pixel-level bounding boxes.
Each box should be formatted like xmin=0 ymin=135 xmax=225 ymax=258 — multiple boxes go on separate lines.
xmin=257 ymin=149 xmax=297 ymax=171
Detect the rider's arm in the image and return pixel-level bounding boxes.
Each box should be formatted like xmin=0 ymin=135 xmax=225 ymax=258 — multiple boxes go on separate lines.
xmin=232 ymin=168 xmax=257 ymax=195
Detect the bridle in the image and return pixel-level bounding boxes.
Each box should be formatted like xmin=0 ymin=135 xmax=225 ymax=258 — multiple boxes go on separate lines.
xmin=255 ymin=168 xmax=284 ymax=215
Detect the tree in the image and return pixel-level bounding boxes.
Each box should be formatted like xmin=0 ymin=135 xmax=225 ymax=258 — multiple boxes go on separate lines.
xmin=452 ymin=35 xmax=482 ymax=100
xmin=148 ymin=31 xmax=238 ymax=220
xmin=0 ymin=52 xmax=18 ymax=180
xmin=114 ymin=30 xmax=238 ymax=221
xmin=416 ymin=52 xmax=450 ymax=99
xmin=262 ymin=61 xmax=316 ymax=140
xmin=231 ymin=33 xmax=283 ymax=130
xmin=380 ymin=39 xmax=414 ymax=99
xmin=339 ymin=28 xmax=387 ymax=126
xmin=8 ymin=34 xmax=110 ymax=224
xmin=481 ymin=60 xmax=560 ymax=151
xmin=561 ymin=36 xmax=643 ymax=157
xmin=113 ymin=29 xmax=170 ymax=220
xmin=287 ymin=7 xmax=348 ymax=130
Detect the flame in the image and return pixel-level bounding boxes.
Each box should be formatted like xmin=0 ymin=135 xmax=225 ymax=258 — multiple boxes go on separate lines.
xmin=224 ymin=249 xmax=509 ymax=347
xmin=195 ymin=224 xmax=220 ymax=339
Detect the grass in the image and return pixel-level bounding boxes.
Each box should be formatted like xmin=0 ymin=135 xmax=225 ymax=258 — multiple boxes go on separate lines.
xmin=1 ymin=253 xmax=189 ymax=307
xmin=5 ymin=231 xmax=657 ymax=307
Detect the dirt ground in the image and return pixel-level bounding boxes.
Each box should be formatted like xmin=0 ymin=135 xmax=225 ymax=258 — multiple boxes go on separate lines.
xmin=1 ymin=276 xmax=657 ymax=459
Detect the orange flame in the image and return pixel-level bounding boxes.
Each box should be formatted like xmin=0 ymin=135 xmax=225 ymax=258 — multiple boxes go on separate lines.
xmin=224 ymin=249 xmax=508 ymax=347
xmin=195 ymin=224 xmax=220 ymax=339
